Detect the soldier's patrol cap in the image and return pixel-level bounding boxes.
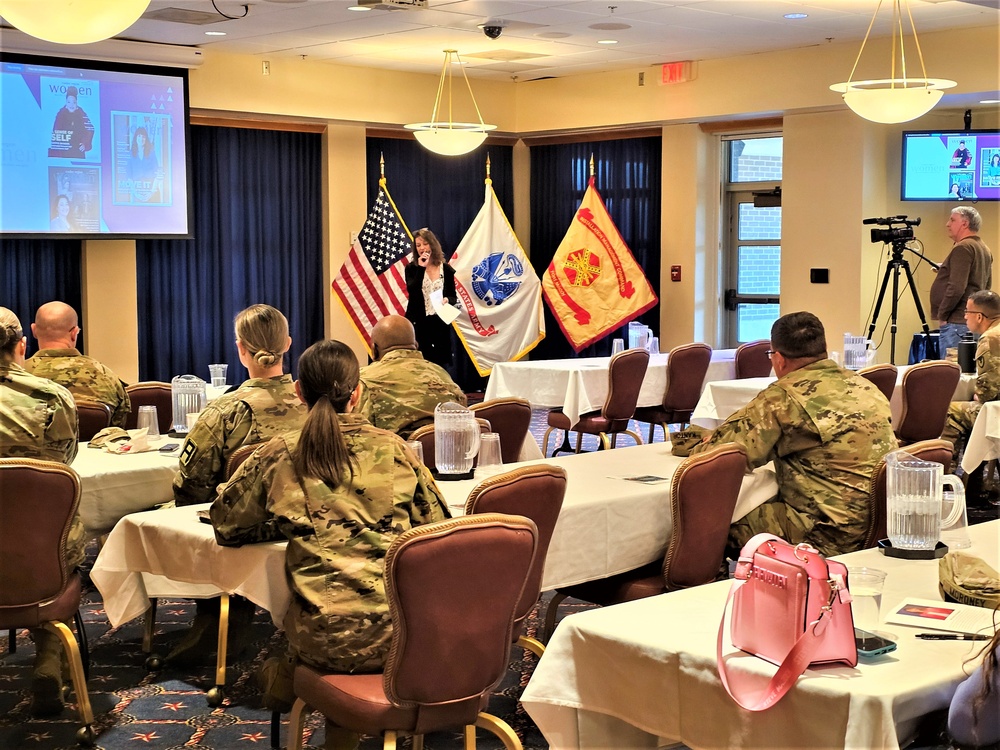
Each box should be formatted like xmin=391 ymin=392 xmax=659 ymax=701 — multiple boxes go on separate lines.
xmin=88 ymin=427 xmax=130 ymax=448
xmin=939 ymin=551 xmax=1000 ymax=610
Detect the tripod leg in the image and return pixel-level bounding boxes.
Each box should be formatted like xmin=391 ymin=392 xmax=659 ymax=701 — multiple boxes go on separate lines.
xmin=900 ymin=260 xmax=931 ymax=334
xmin=888 ymin=260 xmax=902 ymax=363
xmin=867 ymin=258 xmax=896 ymax=342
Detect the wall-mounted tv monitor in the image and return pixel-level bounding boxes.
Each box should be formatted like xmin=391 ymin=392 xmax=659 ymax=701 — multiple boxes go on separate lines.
xmin=0 ymin=52 xmax=192 ymax=237
xmin=902 ymin=129 xmax=1000 ymax=202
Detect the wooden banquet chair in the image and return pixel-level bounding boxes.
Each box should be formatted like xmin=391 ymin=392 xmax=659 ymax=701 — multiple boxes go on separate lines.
xmin=633 ymin=342 xmax=712 ymax=443
xmin=124 ymin=381 xmax=173 ymax=433
xmin=863 ymin=439 xmax=952 ymax=549
xmin=734 ymin=340 xmax=772 ymax=379
xmin=858 ymin=364 xmax=897 ymax=402
xmin=0 ymin=459 xmax=95 ymax=746
xmin=542 ymin=348 xmax=650 ymax=456
xmin=286 ymin=514 xmax=538 ymax=750
xmin=894 ymin=360 xmax=961 ymax=445
xmin=544 ymin=442 xmax=747 ymax=641
xmin=74 ymin=399 xmax=112 ymax=442
xmin=408 ymin=418 xmax=492 ymax=470
xmin=465 ymin=465 xmax=568 ymax=657
xmin=470 ymin=397 xmax=532 ymax=464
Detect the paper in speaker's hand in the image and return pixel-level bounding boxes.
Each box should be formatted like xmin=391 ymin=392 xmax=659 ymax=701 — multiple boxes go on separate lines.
xmin=435 ymin=303 xmax=461 ymax=325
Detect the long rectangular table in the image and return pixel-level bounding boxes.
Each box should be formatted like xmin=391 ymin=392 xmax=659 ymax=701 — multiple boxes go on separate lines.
xmin=91 ymin=442 xmax=779 ymax=630
xmin=485 ymin=349 xmax=737 ymax=428
xmin=521 ymin=519 xmax=1000 ymax=750
xmin=691 ymin=365 xmax=976 ymax=429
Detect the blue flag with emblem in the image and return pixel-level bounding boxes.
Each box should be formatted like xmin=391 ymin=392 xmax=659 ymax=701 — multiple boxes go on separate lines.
xmin=450 ymin=178 xmax=544 ymax=376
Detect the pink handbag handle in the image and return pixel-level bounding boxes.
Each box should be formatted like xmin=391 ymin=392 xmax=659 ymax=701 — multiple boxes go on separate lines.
xmin=715 ymin=534 xmax=839 ymax=712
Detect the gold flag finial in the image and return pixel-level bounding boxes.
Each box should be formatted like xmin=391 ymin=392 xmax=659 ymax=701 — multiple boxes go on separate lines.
xmin=589 ymin=154 xmax=595 ymax=177
xmin=486 ymin=154 xmax=492 ymax=185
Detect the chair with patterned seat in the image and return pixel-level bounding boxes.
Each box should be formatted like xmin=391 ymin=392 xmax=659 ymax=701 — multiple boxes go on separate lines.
xmin=0 ymin=458 xmax=95 ymax=746
xmin=542 ymin=348 xmax=650 ymax=455
xmin=633 ymin=342 xmax=712 ymax=443
xmin=543 ymin=442 xmax=747 ymax=640
xmin=286 ymin=514 xmax=538 ymax=750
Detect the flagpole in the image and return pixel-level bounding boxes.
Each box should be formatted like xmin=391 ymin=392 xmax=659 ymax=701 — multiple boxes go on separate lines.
xmin=485 ymin=154 xmax=491 ymax=186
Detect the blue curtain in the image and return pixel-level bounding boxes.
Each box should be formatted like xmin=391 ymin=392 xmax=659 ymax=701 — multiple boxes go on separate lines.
xmin=529 ymin=137 xmax=662 ymax=360
xmin=0 ymin=239 xmax=83 ymax=357
xmin=136 ymin=125 xmax=324 ymax=383
xmin=365 ymin=137 xmax=514 ymax=391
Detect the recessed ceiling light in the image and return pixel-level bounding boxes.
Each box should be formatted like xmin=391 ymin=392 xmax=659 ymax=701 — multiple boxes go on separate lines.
xmin=598 ymin=39 xmax=618 ymax=45
xmin=784 ymin=13 xmax=808 ymax=19
xmin=205 ymin=31 xmax=227 ymax=36
xmin=347 ymin=4 xmax=371 ymax=10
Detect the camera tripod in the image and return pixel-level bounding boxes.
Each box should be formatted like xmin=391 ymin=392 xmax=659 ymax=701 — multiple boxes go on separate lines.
xmin=867 ymin=241 xmax=931 ymax=365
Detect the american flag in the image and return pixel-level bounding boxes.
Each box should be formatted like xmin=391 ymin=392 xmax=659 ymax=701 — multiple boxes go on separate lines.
xmin=332 ymin=183 xmax=412 ymax=354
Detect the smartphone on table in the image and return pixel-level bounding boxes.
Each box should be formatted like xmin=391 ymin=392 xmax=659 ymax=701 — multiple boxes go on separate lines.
xmin=855 ymin=628 xmax=897 ymax=657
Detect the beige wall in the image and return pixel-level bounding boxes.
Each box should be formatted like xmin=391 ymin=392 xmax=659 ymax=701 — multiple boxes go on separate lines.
xmin=79 ymin=24 xmax=1000 ymax=373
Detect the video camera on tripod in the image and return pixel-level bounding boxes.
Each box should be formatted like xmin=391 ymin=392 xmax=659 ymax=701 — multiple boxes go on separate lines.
xmin=864 ymin=215 xmax=921 ymax=245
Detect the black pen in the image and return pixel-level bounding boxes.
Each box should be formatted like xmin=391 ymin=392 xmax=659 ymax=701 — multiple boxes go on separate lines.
xmin=915 ymin=633 xmax=990 ymax=641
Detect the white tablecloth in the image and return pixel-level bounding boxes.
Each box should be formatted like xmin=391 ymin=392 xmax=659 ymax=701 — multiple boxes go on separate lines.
xmin=92 ymin=442 xmax=778 ymax=629
xmin=961 ymin=400 xmax=1000 ymax=472
xmin=485 ymin=349 xmax=737 ymax=427
xmin=522 ymin=519 xmax=1000 ymax=750
xmin=72 ymin=438 xmax=180 ymax=536
xmin=691 ymin=367 xmax=976 ymax=430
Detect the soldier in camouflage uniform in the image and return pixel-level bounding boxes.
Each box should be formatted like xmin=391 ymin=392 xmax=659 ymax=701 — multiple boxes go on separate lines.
xmin=169 ymin=304 xmax=307 ymax=663
xmin=22 ymin=301 xmax=130 ymax=427
xmin=0 ymin=307 xmax=83 ymax=716
xmin=941 ymin=290 xmax=1000 ymax=462
xmin=688 ymin=312 xmax=896 ymax=557
xmin=358 ymin=315 xmax=467 ymax=439
xmin=211 ymin=339 xmax=448 ymax=732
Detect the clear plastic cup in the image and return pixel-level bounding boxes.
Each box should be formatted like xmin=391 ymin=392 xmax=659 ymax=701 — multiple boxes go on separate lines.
xmin=476 ymin=433 xmax=503 ymax=479
xmin=136 ymin=405 xmax=160 ymax=438
xmin=611 ymin=338 xmax=625 ymax=356
xmin=847 ymin=567 xmax=887 ymax=633
xmin=208 ymin=363 xmax=228 ymax=388
xmin=406 ymin=440 xmax=424 ymax=465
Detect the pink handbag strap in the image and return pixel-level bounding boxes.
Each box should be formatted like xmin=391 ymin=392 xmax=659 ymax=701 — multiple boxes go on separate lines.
xmin=715 ymin=534 xmax=839 ymax=712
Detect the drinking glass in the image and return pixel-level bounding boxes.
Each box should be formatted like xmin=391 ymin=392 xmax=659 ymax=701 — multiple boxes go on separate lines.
xmin=208 ymin=363 xmax=229 ymax=388
xmin=847 ymin=567 xmax=887 ymax=633
xmin=136 ymin=405 xmax=160 ymax=438
xmin=476 ymin=433 xmax=503 ymax=479
xmin=406 ymin=440 xmax=425 ymax=465
xmin=611 ymin=338 xmax=625 ymax=356
xmin=648 ymin=336 xmax=659 ymax=355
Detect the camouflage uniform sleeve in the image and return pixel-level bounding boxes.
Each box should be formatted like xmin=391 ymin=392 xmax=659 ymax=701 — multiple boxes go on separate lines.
xmin=110 ymin=378 xmax=130 ymax=428
xmin=356 ymin=380 xmax=376 ymax=424
xmin=172 ymin=400 xmax=253 ymax=506
xmin=48 ymin=387 xmax=79 ymax=465
xmin=691 ymin=387 xmax=787 ymax=470
xmin=975 ymin=334 xmax=1000 ymax=402
xmin=210 ymin=439 xmax=283 ymax=546
xmin=397 ymin=441 xmax=451 ymax=525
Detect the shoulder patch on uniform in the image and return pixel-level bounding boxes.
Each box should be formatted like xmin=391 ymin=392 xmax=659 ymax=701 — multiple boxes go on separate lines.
xmin=179 ymin=441 xmax=198 ymax=467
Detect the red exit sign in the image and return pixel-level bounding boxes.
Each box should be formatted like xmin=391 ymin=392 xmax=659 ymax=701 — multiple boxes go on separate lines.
xmin=661 ymin=61 xmax=693 ymax=85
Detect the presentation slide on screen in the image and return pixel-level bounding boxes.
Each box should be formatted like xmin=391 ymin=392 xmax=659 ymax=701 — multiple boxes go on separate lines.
xmin=0 ymin=57 xmax=189 ymax=236
xmin=902 ymin=131 xmax=1000 ymax=202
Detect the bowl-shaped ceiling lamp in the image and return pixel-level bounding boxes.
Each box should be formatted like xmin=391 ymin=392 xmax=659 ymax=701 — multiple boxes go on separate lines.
xmin=405 ymin=50 xmax=496 ymax=157
xmin=0 ymin=0 xmax=151 ymax=45
xmin=829 ymin=0 xmax=956 ymax=124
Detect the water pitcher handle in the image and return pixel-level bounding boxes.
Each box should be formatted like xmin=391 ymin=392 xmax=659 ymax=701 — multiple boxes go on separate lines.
xmin=466 ymin=422 xmax=481 ymax=461
xmin=941 ymin=475 xmax=966 ymax=528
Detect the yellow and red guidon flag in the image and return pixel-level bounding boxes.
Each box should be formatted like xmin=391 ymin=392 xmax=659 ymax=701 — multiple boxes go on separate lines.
xmin=450 ymin=180 xmax=545 ymax=376
xmin=331 ymin=178 xmax=412 ymax=356
xmin=542 ymin=176 xmax=658 ymax=352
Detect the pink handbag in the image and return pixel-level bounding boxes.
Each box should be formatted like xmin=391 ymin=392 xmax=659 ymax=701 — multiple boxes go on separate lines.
xmin=716 ymin=533 xmax=857 ymax=711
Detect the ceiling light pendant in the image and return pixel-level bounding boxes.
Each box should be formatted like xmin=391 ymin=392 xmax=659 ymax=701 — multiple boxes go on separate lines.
xmin=405 ymin=50 xmax=496 ymax=157
xmin=829 ymin=0 xmax=955 ymax=124
xmin=0 ymin=0 xmax=151 ymax=45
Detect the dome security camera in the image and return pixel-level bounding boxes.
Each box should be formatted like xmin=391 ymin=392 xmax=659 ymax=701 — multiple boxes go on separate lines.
xmin=481 ymin=21 xmax=504 ymax=39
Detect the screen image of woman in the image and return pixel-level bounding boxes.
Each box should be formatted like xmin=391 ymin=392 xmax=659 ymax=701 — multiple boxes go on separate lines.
xmin=128 ymin=126 xmax=161 ymax=202
xmin=49 ymin=194 xmax=72 ymax=231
